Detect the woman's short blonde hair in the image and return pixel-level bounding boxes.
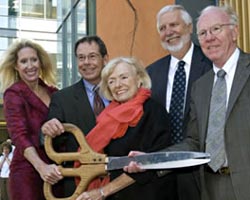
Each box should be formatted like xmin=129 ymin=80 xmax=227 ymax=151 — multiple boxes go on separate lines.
xmin=0 ymin=38 xmax=56 ymax=92
xmin=100 ymin=57 xmax=151 ymax=100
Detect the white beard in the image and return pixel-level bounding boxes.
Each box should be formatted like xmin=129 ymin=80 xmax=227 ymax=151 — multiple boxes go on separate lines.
xmin=161 ymin=34 xmax=191 ymax=52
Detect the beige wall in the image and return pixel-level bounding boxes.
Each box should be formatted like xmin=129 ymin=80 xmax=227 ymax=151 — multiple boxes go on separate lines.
xmin=220 ymin=0 xmax=250 ymax=53
xmin=96 ymin=0 xmax=174 ymax=67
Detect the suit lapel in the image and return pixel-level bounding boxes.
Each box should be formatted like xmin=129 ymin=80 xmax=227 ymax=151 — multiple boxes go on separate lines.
xmin=73 ymin=80 xmax=96 ymax=134
xmin=226 ymin=52 xmax=250 ymax=120
xmin=200 ymin=70 xmax=214 ymax=146
xmin=185 ymin=45 xmax=212 ymax=117
xmin=19 ymin=80 xmax=49 ymax=114
xmin=155 ymin=56 xmax=171 ymax=107
xmin=186 ymin=46 xmax=206 ymax=114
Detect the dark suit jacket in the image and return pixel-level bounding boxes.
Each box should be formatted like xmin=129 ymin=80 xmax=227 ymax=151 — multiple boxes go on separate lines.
xmin=48 ymin=79 xmax=96 ymax=136
xmin=181 ymin=51 xmax=250 ymax=200
xmin=46 ymin=79 xmax=97 ymax=196
xmin=147 ymin=44 xmax=212 ymax=137
xmin=147 ymin=44 xmax=212 ymax=200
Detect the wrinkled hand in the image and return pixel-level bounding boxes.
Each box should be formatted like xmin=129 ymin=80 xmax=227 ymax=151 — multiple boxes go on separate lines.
xmin=40 ymin=163 xmax=63 ymax=185
xmin=41 ymin=118 xmax=64 ymax=138
xmin=123 ymin=151 xmax=146 ymax=173
xmin=76 ymin=188 xmax=105 ymax=200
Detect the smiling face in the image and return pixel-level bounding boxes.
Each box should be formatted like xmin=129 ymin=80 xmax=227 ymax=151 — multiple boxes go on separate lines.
xmin=15 ymin=47 xmax=41 ymax=85
xmin=107 ymin=62 xmax=140 ymax=103
xmin=158 ymin=10 xmax=192 ymax=54
xmin=76 ymin=41 xmax=108 ymax=85
xmin=197 ymin=8 xmax=238 ymax=67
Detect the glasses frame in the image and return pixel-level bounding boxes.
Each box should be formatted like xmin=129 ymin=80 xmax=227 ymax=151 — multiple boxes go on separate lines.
xmin=197 ymin=23 xmax=234 ymax=40
xmin=77 ymin=52 xmax=101 ymax=62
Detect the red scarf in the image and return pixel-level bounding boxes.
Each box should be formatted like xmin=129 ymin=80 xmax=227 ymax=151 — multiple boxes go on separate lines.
xmin=87 ymin=88 xmax=151 ymax=152
xmin=75 ymin=88 xmax=151 ymax=189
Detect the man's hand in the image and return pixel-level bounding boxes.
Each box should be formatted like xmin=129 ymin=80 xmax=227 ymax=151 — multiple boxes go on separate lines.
xmin=123 ymin=151 xmax=146 ymax=173
xmin=41 ymin=118 xmax=64 ymax=138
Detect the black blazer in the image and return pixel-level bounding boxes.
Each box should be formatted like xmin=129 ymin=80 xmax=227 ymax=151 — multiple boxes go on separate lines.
xmin=106 ymin=98 xmax=171 ymax=200
xmin=46 ymin=79 xmax=97 ymax=196
xmin=147 ymin=45 xmax=212 ymax=138
xmin=48 ymin=79 xmax=96 ymax=149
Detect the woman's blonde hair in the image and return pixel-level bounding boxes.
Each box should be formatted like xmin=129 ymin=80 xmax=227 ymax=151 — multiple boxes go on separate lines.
xmin=0 ymin=38 xmax=56 ymax=92
xmin=100 ymin=57 xmax=151 ymax=100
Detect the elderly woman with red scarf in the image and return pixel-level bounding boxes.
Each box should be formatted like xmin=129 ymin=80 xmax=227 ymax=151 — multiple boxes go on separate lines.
xmin=76 ymin=57 xmax=171 ymax=200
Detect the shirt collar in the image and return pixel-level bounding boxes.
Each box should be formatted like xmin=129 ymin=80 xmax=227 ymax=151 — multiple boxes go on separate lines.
xmin=171 ymin=42 xmax=194 ymax=68
xmin=82 ymin=79 xmax=96 ymax=93
xmin=213 ymin=48 xmax=240 ymax=75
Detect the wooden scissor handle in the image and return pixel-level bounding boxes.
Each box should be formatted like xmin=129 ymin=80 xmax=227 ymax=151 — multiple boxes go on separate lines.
xmin=44 ymin=123 xmax=107 ymax=200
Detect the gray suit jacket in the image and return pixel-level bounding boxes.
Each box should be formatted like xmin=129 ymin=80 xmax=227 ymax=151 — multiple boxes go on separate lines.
xmin=182 ymin=51 xmax=250 ymax=200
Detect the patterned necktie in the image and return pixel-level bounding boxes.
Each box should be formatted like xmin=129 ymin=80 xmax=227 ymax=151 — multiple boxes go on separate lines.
xmin=93 ymin=86 xmax=105 ymax=117
xmin=169 ymin=60 xmax=186 ymax=144
xmin=206 ymin=69 xmax=227 ymax=172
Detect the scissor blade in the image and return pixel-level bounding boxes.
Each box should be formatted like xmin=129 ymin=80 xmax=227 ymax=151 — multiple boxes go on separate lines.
xmin=107 ymin=151 xmax=210 ymax=171
xmin=139 ymin=158 xmax=210 ymax=169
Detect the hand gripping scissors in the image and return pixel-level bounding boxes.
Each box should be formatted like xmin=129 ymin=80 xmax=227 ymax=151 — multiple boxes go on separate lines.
xmin=43 ymin=123 xmax=107 ymax=200
xmin=43 ymin=123 xmax=210 ymax=199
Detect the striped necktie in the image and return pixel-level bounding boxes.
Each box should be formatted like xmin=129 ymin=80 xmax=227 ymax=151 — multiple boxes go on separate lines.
xmin=93 ymin=86 xmax=105 ymax=116
xmin=206 ymin=69 xmax=227 ymax=172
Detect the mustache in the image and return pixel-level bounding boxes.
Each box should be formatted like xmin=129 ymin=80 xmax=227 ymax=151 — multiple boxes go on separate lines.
xmin=165 ymin=36 xmax=179 ymax=41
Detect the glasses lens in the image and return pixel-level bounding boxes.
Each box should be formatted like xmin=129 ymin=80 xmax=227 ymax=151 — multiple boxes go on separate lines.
xmin=211 ymin=25 xmax=222 ymax=35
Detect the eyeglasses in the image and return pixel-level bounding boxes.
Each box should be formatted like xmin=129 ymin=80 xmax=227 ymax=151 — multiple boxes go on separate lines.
xmin=197 ymin=24 xmax=234 ymax=40
xmin=77 ymin=52 xmax=101 ymax=62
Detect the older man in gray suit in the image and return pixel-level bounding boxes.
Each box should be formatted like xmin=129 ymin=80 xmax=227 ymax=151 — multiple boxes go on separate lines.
xmin=174 ymin=5 xmax=250 ymax=200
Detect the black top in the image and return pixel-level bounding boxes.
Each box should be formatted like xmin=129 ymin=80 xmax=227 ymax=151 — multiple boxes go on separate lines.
xmin=105 ymin=98 xmax=171 ymax=200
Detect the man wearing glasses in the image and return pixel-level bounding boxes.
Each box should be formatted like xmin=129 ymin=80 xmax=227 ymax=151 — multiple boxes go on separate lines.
xmin=41 ymin=35 xmax=109 ymax=197
xmin=170 ymin=5 xmax=249 ymax=200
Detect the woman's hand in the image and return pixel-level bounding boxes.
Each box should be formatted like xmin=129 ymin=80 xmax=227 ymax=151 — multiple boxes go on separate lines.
xmin=76 ymin=173 xmax=135 ymax=200
xmin=76 ymin=188 xmax=105 ymax=200
xmin=39 ymin=163 xmax=63 ymax=185
xmin=23 ymin=146 xmax=63 ymax=185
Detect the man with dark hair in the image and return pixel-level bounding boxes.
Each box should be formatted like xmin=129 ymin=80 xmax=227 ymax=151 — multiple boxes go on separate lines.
xmin=41 ymin=35 xmax=109 ymax=196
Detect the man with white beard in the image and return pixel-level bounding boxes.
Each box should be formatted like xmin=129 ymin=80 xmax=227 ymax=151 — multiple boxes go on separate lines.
xmin=146 ymin=4 xmax=212 ymax=200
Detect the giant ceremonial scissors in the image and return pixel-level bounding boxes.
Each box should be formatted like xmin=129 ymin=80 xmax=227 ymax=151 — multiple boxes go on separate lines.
xmin=44 ymin=123 xmax=210 ymax=200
